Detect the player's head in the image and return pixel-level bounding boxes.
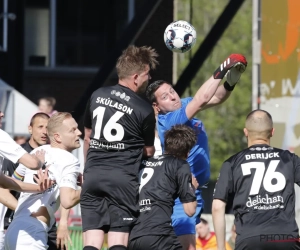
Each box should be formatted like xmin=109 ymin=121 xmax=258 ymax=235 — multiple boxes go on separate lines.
xmin=47 ymin=112 xmax=82 ymax=152
xmin=0 ymin=110 xmax=4 ymax=129
xmin=196 ymin=218 xmax=211 ymax=239
xmin=164 ymin=124 xmax=197 ymax=159
xmin=38 ymin=97 xmax=56 ymax=114
xmin=28 ymin=112 xmax=50 ymax=147
xmin=146 ymin=80 xmax=181 ymax=114
xmin=116 ymin=45 xmax=159 ymax=94
xmin=244 ymin=109 xmax=274 ymax=144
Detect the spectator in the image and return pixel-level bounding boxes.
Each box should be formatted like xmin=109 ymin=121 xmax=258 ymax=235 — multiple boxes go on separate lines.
xmin=227 ymin=224 xmax=236 ymax=250
xmin=13 ymin=136 xmax=28 ymax=145
xmin=38 ymin=97 xmax=57 ymax=117
xmin=0 ymin=111 xmax=4 ymax=129
xmin=196 ymin=218 xmax=231 ymax=250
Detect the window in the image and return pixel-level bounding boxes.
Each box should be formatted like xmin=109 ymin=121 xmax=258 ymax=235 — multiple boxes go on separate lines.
xmin=24 ymin=0 xmax=133 ymax=69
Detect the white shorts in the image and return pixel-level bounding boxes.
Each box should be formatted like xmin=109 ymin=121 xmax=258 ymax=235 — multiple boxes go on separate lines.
xmin=0 ymin=230 xmax=5 ymax=250
xmin=4 ymin=216 xmax=49 ymax=250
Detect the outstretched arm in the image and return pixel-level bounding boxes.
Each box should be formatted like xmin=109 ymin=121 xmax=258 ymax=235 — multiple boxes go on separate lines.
xmin=0 ymin=187 xmax=18 ymax=210
xmin=0 ymin=168 xmax=52 ymax=193
xmin=185 ymin=54 xmax=247 ymax=119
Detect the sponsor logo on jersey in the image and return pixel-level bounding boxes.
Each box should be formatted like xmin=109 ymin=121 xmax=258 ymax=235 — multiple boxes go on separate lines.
xmin=141 ymin=160 xmax=163 ymax=167
xmin=139 ymin=198 xmax=151 ymax=206
xmin=246 ymin=194 xmax=284 ymax=210
xmin=249 ymin=146 xmax=273 ymax=151
xmin=110 ymin=90 xmax=131 ymax=102
xmin=123 ymin=218 xmax=133 ymax=220
xmin=90 ymin=139 xmax=125 ymax=150
xmin=96 ymin=97 xmax=133 ymax=115
xmin=139 ymin=198 xmax=152 ymax=213
xmin=245 ymin=152 xmax=279 ymax=160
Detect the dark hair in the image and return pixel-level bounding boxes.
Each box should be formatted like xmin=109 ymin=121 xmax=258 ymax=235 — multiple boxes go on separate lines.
xmin=200 ymin=218 xmax=208 ymax=225
xmin=30 ymin=112 xmax=50 ymax=126
xmin=164 ymin=124 xmax=197 ymax=159
xmin=146 ymin=80 xmax=172 ymax=103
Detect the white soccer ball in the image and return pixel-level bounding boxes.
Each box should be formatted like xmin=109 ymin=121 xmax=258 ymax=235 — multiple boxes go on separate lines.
xmin=164 ymin=20 xmax=197 ymax=53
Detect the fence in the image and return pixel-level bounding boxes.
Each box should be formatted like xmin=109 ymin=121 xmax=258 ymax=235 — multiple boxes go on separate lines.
xmin=68 ymin=227 xmax=108 ymax=250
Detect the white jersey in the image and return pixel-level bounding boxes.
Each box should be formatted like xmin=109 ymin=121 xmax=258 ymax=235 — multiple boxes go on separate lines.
xmin=0 ymin=129 xmax=27 ymax=169
xmin=154 ymin=136 xmax=162 ymax=156
xmin=14 ymin=145 xmax=80 ymax=230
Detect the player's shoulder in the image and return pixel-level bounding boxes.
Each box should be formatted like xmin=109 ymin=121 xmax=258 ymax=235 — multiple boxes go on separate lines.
xmin=30 ymin=144 xmax=51 ymax=154
xmin=48 ymin=147 xmax=79 ymax=165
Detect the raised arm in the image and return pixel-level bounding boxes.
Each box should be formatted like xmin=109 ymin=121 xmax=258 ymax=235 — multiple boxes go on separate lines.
xmin=185 ymin=54 xmax=247 ymax=119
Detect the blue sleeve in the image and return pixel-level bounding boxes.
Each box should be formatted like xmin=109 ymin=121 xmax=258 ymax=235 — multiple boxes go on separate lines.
xmin=157 ymin=97 xmax=193 ymax=148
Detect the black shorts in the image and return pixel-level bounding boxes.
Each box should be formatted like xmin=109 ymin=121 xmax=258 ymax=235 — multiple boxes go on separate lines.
xmin=128 ymin=235 xmax=183 ymax=250
xmin=236 ymin=235 xmax=300 ymax=250
xmin=47 ymin=222 xmax=63 ymax=250
xmin=80 ymin=167 xmax=139 ymax=233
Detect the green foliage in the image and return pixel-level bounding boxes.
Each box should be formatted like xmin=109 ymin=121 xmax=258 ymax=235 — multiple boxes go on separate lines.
xmin=176 ymin=0 xmax=253 ymax=179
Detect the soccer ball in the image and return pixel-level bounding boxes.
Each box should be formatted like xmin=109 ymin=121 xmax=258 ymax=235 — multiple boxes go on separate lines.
xmin=164 ymin=20 xmax=197 ymax=53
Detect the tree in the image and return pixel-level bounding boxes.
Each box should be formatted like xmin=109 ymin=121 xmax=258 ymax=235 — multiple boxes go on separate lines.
xmin=176 ymin=0 xmax=252 ymax=179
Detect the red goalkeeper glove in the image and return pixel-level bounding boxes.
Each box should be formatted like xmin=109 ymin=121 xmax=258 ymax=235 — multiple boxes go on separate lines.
xmin=213 ymin=54 xmax=247 ymax=79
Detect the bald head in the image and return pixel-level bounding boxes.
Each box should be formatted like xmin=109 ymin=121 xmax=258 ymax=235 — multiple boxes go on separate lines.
xmin=245 ymin=110 xmax=273 ymax=140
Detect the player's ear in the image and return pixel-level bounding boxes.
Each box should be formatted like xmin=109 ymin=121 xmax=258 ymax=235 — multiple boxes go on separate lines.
xmin=270 ymin=128 xmax=275 ymax=137
xmin=243 ymin=128 xmax=248 ymax=137
xmin=28 ymin=125 xmax=33 ymax=135
xmin=53 ymin=132 xmax=61 ymax=143
xmin=153 ymin=103 xmax=160 ymax=113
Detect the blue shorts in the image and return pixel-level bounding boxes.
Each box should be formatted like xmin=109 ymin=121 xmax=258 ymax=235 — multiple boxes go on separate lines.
xmin=171 ymin=193 xmax=203 ymax=236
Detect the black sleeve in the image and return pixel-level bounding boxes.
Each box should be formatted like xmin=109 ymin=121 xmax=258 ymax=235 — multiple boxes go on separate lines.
xmin=83 ymin=98 xmax=92 ymax=129
xmin=177 ymin=161 xmax=196 ymax=203
xmin=142 ymin=111 xmax=156 ymax=146
xmin=294 ymin=154 xmax=300 ymax=186
xmin=213 ymin=160 xmax=234 ymax=202
xmin=2 ymin=158 xmax=18 ymax=176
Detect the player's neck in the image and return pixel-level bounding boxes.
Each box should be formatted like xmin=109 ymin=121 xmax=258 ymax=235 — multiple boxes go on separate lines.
xmin=28 ymin=138 xmax=39 ymax=149
xmin=248 ymin=138 xmax=270 ymax=147
xmin=119 ymin=80 xmax=136 ymax=92
xmin=50 ymin=142 xmax=73 ymax=153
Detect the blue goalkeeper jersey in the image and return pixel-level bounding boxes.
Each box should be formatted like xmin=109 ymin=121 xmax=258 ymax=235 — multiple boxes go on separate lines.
xmin=157 ymin=97 xmax=210 ymax=187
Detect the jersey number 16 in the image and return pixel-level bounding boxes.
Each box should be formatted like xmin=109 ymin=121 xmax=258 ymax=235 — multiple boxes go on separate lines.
xmin=93 ymin=107 xmax=125 ymax=141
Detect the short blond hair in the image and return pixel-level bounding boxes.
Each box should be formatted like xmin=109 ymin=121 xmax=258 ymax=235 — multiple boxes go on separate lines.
xmin=47 ymin=112 xmax=72 ymax=138
xmin=116 ymin=45 xmax=159 ymax=80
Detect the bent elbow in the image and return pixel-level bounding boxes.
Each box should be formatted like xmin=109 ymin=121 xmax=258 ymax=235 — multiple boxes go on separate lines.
xmin=184 ymin=204 xmax=196 ymax=217
xmin=60 ymin=200 xmax=73 ymax=210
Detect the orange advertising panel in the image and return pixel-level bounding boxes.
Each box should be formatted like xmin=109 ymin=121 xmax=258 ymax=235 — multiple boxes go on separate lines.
xmin=260 ymin=0 xmax=300 ymax=155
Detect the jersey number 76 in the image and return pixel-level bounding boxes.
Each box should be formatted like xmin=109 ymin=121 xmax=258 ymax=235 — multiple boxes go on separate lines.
xmin=241 ymin=160 xmax=286 ymax=195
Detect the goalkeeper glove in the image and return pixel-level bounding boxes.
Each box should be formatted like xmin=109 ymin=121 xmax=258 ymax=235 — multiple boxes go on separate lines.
xmin=213 ymin=54 xmax=247 ymax=80
xmin=225 ymin=62 xmax=247 ymax=86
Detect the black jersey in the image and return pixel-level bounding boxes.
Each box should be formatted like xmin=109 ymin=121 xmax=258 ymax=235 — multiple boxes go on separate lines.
xmin=84 ymin=84 xmax=155 ymax=175
xmin=130 ymin=154 xmax=196 ymax=240
xmin=214 ymin=144 xmax=300 ymax=239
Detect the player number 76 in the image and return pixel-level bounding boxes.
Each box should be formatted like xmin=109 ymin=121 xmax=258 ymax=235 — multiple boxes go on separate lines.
xmin=241 ymin=160 xmax=286 ymax=195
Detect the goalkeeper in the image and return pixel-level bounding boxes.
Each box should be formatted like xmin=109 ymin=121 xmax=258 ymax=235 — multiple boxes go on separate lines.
xmin=146 ymin=54 xmax=247 ymax=250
